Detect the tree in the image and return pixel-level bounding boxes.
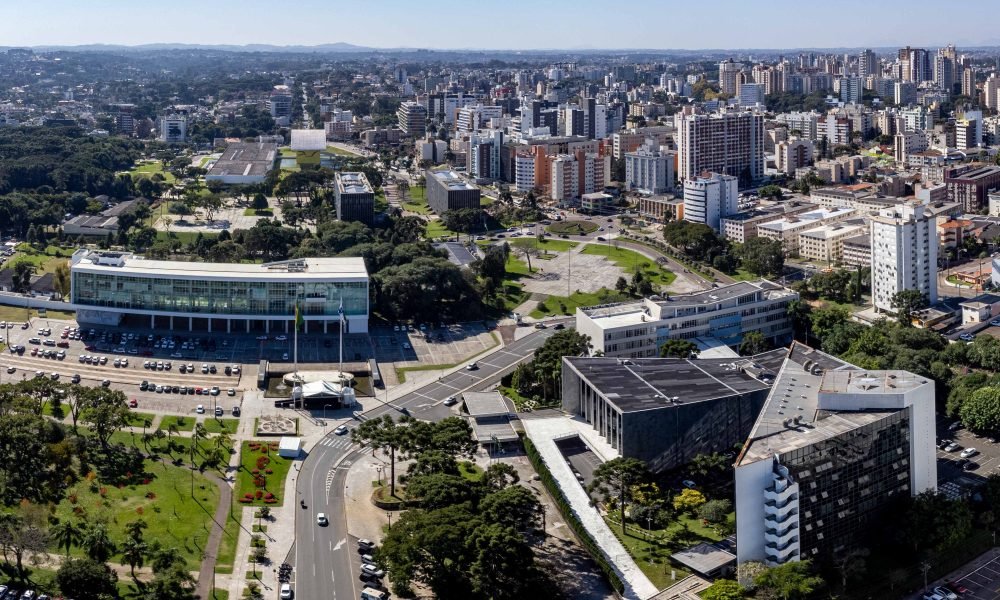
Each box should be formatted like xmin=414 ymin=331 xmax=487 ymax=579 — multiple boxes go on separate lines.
xmin=738 ymin=331 xmax=771 ymax=356
xmin=615 ymin=276 xmax=629 ymax=293
xmin=753 ymin=560 xmax=825 ymax=600
xmin=672 ymin=489 xmax=707 ymax=513
xmin=832 ymin=547 xmax=870 ymax=591
xmin=468 ymin=523 xmax=544 ymax=600
xmin=81 ymin=523 xmax=117 ymax=563
xmin=56 ymin=557 xmax=119 ymax=600
xmin=50 ymin=519 xmax=83 ymax=557
xmin=660 ymin=339 xmax=698 ymax=358
xmin=688 ymin=452 xmax=729 ymax=478
xmin=120 ymin=535 xmax=148 ymax=579
xmin=589 ymin=457 xmax=651 ymax=534
xmin=530 ymin=329 xmax=591 ymax=401
xmin=891 ymin=289 xmax=929 ymax=326
xmin=698 ymin=499 xmax=733 ymax=524
xmin=80 ymin=387 xmax=131 ymax=451
xmin=737 ymin=237 xmax=784 ymax=277
xmin=11 ymin=261 xmax=34 ymax=294
xmin=960 ymin=386 xmax=1000 ymax=432
xmin=252 ymin=192 xmax=269 ymax=211
xmin=479 ymin=485 xmax=542 ymax=534
xmin=894 ymin=491 xmax=972 ymax=554
xmin=352 ymin=415 xmax=413 ymax=497
xmin=53 ymin=262 xmax=71 ymax=298
xmin=481 ymin=462 xmax=519 ymax=492
xmin=406 ymin=473 xmax=479 ymax=510
xmin=703 ymin=579 xmax=745 ymax=600
xmin=0 ymin=512 xmax=49 ymax=579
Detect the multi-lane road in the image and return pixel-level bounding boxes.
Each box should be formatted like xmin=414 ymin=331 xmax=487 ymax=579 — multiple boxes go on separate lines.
xmin=293 ymin=323 xmax=566 ymax=600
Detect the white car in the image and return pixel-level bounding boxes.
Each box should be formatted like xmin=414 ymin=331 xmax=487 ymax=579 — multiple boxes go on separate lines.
xmin=334 ymin=425 xmax=348 ymax=435
xmin=945 ymin=442 xmax=961 ymax=452
xmin=316 ymin=513 xmax=328 ymax=526
xmin=444 ymin=396 xmax=458 ymax=406
xmin=279 ymin=584 xmax=293 ymax=599
xmin=196 ymin=405 xmax=205 ymax=414
xmin=466 ymin=362 xmax=478 ymax=371
xmin=275 ymin=335 xmax=288 ymax=341
xmin=933 ymin=586 xmax=959 ymax=600
xmin=960 ymin=333 xmax=976 ymax=342
xmin=361 ymin=564 xmax=385 ymax=578
xmin=961 ymin=447 xmax=978 ymax=458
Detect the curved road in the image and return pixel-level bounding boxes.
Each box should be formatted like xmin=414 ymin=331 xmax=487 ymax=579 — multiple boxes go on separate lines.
xmin=293 ymin=324 xmax=565 ymax=600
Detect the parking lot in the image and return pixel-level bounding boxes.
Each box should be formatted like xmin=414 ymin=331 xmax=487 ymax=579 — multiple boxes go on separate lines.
xmin=371 ymin=322 xmax=497 ymax=367
xmin=927 ymin=550 xmax=1000 ymax=600
xmin=936 ymin=416 xmax=1000 ymax=498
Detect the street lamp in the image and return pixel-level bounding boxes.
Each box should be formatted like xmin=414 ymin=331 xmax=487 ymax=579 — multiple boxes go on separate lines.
xmin=386 ymin=511 xmax=393 ymax=530
xmin=375 ymin=464 xmax=384 ymax=485
xmin=323 ymin=404 xmax=331 ymax=426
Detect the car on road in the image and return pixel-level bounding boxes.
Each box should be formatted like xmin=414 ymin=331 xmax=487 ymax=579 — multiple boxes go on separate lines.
xmin=358 ymin=538 xmax=375 ymax=550
xmin=5 ymin=367 xmax=13 ymax=374
xmin=992 ymin=319 xmax=1000 ymax=327
xmin=129 ymin=399 xmax=138 ymax=408
xmin=101 ymin=379 xmax=111 ymax=387
xmin=944 ymin=442 xmax=961 ymax=452
xmin=553 ymin=323 xmax=565 ymax=330
xmin=215 ymin=406 xmax=223 ymax=417
xmin=196 ymin=405 xmax=205 ymax=414
xmin=361 ymin=564 xmax=385 ymax=578
xmin=534 ymin=323 xmax=547 ymax=329
xmin=933 ymin=587 xmax=958 ymax=600
xmin=279 ymin=584 xmax=293 ymax=599
xmin=960 ymin=333 xmax=976 ymax=342
xmin=466 ymin=362 xmax=478 ymax=371
xmin=444 ymin=396 xmax=458 ymax=406
xmin=316 ymin=513 xmax=328 ymax=526
xmin=335 ymin=425 xmax=348 ymax=435
xmin=961 ymin=447 xmax=978 ymax=458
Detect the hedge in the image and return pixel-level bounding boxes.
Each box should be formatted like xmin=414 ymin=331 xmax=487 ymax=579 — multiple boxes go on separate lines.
xmin=522 ymin=434 xmax=625 ymax=595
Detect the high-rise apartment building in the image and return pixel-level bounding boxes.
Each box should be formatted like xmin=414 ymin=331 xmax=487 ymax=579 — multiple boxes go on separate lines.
xmin=549 ymin=151 xmax=610 ymax=202
xmin=735 ymin=344 xmax=936 ymax=567
xmin=268 ymin=86 xmax=292 ymax=119
xmin=935 ymin=45 xmax=958 ymax=93
xmin=858 ymin=49 xmax=878 ymax=78
xmin=683 ymin=172 xmax=738 ymax=231
xmin=870 ymin=204 xmax=938 ymax=313
xmin=719 ymin=59 xmax=743 ymax=96
xmin=775 ymin=139 xmax=814 ymax=176
xmin=899 ymin=46 xmax=932 ymax=82
xmin=468 ymin=130 xmax=503 ymax=180
xmin=158 ymin=114 xmax=187 ymax=143
xmin=455 ymin=104 xmax=502 ymax=132
xmin=675 ymin=111 xmax=765 ymax=185
xmin=624 ymin=140 xmax=675 ymax=194
xmin=838 ymin=77 xmax=863 ymax=104
xmin=396 ymin=101 xmax=427 ymax=137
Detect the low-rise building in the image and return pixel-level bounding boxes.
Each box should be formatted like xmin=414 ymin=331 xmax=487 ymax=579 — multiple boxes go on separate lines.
xmin=840 ymin=234 xmax=872 ymax=267
xmin=334 ymin=172 xmax=375 ymax=225
xmin=756 ymin=207 xmax=856 ymax=254
xmin=798 ymin=223 xmax=867 ymax=264
xmin=204 ymin=142 xmax=278 ymax=185
xmin=720 ymin=202 xmax=817 ymax=244
xmin=575 ymin=280 xmax=798 ymax=359
xmin=639 ymin=195 xmax=683 ymax=222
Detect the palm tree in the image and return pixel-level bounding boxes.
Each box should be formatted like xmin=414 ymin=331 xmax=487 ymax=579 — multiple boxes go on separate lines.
xmin=124 ymin=518 xmax=147 ymax=544
xmin=82 ymin=523 xmax=117 ymax=563
xmin=120 ymin=536 xmax=148 ymax=579
xmin=50 ymin=520 xmax=83 ymax=557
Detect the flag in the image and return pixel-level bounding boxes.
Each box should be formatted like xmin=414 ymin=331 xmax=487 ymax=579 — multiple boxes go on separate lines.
xmin=294 ymin=302 xmax=303 ymax=332
xmin=338 ymin=298 xmax=345 ymax=324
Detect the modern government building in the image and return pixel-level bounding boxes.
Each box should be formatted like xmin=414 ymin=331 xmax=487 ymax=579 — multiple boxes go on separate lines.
xmin=70 ymin=249 xmax=369 ymax=334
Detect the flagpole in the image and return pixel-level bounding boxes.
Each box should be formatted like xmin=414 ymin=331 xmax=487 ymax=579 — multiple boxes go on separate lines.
xmin=293 ymin=299 xmax=299 ymax=378
xmin=338 ymin=296 xmax=344 ymax=379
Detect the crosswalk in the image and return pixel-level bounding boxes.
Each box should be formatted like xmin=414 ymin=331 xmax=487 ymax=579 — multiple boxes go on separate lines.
xmin=317 ymin=436 xmax=355 ymax=450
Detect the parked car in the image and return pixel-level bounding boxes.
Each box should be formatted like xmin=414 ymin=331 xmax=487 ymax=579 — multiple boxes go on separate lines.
xmin=945 ymin=442 xmax=961 ymax=452
xmin=361 ymin=564 xmax=385 ymax=578
xmin=961 ymin=447 xmax=978 ymax=458
xmin=444 ymin=396 xmax=458 ymax=406
xmin=960 ymin=333 xmax=976 ymax=342
xmin=933 ymin=587 xmax=958 ymax=600
xmin=196 ymin=405 xmax=205 ymax=414
xmin=279 ymin=584 xmax=293 ymax=600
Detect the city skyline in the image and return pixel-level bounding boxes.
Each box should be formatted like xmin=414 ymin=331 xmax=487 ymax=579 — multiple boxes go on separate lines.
xmin=5 ymin=0 xmax=1000 ymax=51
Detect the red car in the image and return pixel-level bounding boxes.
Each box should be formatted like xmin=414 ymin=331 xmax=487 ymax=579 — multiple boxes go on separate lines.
xmin=946 ymin=581 xmax=969 ymax=595
xmin=84 ymin=345 xmax=95 ymax=351
xmin=129 ymin=398 xmax=138 ymax=408
xmin=57 ymin=341 xmax=69 ymax=348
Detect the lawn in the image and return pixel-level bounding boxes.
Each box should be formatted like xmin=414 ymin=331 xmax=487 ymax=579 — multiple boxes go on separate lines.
xmin=408 ymin=185 xmax=427 ymax=201
xmin=214 ymin=511 xmax=242 ymax=575
xmin=124 ymin=411 xmax=157 ymax=428
xmin=10 ymin=246 xmax=71 ymax=275
xmin=499 ymin=281 xmax=529 ymax=312
xmin=202 ymin=417 xmax=240 ymax=434
xmin=158 ymin=415 xmax=196 ymax=432
xmin=50 ymin=451 xmax=221 ymax=570
xmin=0 ymin=305 xmax=76 ymax=323
xmin=243 ymin=208 xmax=273 ymax=217
xmin=403 ymin=201 xmax=432 ymax=215
xmin=235 ymin=441 xmax=294 ymax=507
xmin=155 ymin=230 xmax=219 ymax=245
xmin=510 ymin=237 xmax=579 ymax=254
xmin=425 ymin=219 xmax=460 ymax=240
xmin=326 ymin=145 xmax=360 ymax=157
xmin=581 ymin=244 xmax=676 ymax=286
xmin=547 ymin=220 xmax=599 ymax=235
xmin=529 ymin=288 xmax=631 ymax=319
xmin=504 ymin=254 xmax=534 ymax=278
xmin=129 ymin=161 xmax=176 ymax=184
xmin=458 ymin=461 xmax=484 ymax=483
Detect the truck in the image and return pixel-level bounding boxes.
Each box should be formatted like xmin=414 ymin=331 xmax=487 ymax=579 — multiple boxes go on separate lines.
xmin=361 ymin=588 xmax=387 ymax=600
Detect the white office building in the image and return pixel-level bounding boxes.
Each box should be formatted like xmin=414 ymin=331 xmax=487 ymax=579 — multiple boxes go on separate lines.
xmin=158 ymin=115 xmax=187 ymax=143
xmin=683 ymin=172 xmax=738 ymax=231
xmin=575 ymin=280 xmax=798 ymax=358
xmin=624 ymin=140 xmax=675 ymax=194
xmin=870 ymin=203 xmax=938 ymax=313
xmin=455 ymin=104 xmax=503 ymax=132
xmin=736 ymin=343 xmax=936 ymax=567
xmin=738 ymin=83 xmax=765 ymax=107
xmin=514 ymin=154 xmax=536 ymax=193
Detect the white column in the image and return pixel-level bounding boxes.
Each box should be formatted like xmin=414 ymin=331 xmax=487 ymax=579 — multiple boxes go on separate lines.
xmin=324 ymin=320 xmax=328 ymax=334
xmin=285 ymin=320 xmax=289 ymax=333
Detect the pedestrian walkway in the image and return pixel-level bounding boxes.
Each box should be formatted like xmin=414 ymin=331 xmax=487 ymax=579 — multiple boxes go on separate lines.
xmin=194 ymin=472 xmax=233 ymax=600
xmin=522 ymin=415 xmax=658 ymax=600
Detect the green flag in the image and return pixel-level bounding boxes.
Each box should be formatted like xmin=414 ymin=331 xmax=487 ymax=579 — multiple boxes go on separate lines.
xmin=295 ymin=303 xmax=303 ymax=332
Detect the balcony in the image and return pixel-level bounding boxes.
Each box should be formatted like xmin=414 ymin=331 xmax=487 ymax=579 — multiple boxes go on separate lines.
xmin=765 ymin=524 xmax=799 ymax=547
xmin=764 ymin=537 xmax=800 ymax=564
xmin=764 ymin=502 xmax=799 ymax=524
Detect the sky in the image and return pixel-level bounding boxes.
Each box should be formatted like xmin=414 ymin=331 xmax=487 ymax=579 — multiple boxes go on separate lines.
xmin=3 ymin=0 xmax=1000 ymax=50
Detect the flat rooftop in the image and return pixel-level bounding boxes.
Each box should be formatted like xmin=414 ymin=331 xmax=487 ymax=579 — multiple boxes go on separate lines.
xmin=564 ymin=349 xmax=786 ymax=414
xmin=335 ymin=172 xmax=374 ymax=195
xmin=206 ymin=142 xmax=277 ymax=179
xmin=71 ymin=251 xmax=367 ymax=282
xmin=738 ymin=343 xmax=933 ymax=465
xmin=464 ymin=391 xmax=510 ymax=418
xmin=429 ymin=170 xmax=477 ymax=191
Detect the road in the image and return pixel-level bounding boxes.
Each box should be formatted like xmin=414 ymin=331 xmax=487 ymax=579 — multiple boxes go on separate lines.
xmin=293 ymin=323 xmax=566 ymax=600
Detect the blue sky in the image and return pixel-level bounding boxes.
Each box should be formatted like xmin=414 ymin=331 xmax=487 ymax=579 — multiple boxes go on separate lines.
xmin=3 ymin=0 xmax=998 ymax=50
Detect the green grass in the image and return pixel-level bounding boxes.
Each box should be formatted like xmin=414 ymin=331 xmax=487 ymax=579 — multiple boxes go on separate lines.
xmin=198 ymin=156 xmax=214 ymax=167
xmin=509 ymin=238 xmax=579 ymax=253
xmin=202 ymin=418 xmax=240 ymax=434
xmin=155 ymin=230 xmax=219 ymax=245
xmin=214 ymin=512 xmax=242 ymax=575
xmin=10 ymin=247 xmax=69 ymax=275
xmin=458 ymin=461 xmax=484 ymax=483
xmin=547 ymin=220 xmax=599 ymax=236
xmin=243 ymin=208 xmax=273 ymax=217
xmin=580 ymin=244 xmax=676 ymax=286
xmin=158 ymin=415 xmax=196 ymax=432
xmin=125 ymin=411 xmax=157 ymax=428
xmin=529 ymin=288 xmax=631 ymax=319
xmin=403 ymin=201 xmax=432 ymax=214
xmin=408 ymin=185 xmax=426 ymax=201
xmin=129 ymin=161 xmax=176 ymax=184
xmin=208 ymin=589 xmax=229 ymax=600
xmin=499 ymin=282 xmax=529 ymax=312
xmin=235 ymin=441 xmax=294 ymax=506
xmin=51 ymin=452 xmax=221 ymax=570
xmin=425 ymin=219 xmax=459 ymax=240
xmin=504 ymin=254 xmax=534 ymax=277
xmin=326 ymin=145 xmax=360 ymax=157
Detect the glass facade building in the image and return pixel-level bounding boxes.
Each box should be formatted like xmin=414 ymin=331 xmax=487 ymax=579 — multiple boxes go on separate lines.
xmin=70 ymin=250 xmax=369 ymax=333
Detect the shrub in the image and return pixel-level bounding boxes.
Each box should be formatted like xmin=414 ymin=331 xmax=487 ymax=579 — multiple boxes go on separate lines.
xmin=255 ymin=490 xmax=263 ymax=500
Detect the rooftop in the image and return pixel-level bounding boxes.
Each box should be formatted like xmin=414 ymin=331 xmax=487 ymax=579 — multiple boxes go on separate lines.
xmin=463 ymin=391 xmax=510 ymax=418
xmin=563 ymin=349 xmax=786 ymax=414
xmin=290 ymin=129 xmax=327 ymax=151
xmin=205 ymin=142 xmax=278 ymax=179
xmin=335 ymin=172 xmax=374 ymax=195
xmin=71 ymin=251 xmax=367 ymax=281
xmin=429 ymin=170 xmax=477 ymax=191
xmin=738 ymin=343 xmax=933 ymax=465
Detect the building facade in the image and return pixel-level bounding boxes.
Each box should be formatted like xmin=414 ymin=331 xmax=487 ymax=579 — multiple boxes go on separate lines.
xmin=426 ymin=170 xmax=481 ymax=214
xmin=675 ymin=110 xmax=765 ymax=184
xmin=397 ymin=101 xmax=427 ymax=137
xmin=870 ymin=203 xmax=938 ymax=313
xmin=70 ymin=250 xmax=369 ymax=334
xmin=735 ymin=344 xmax=936 ymax=567
xmin=625 ymin=140 xmax=675 ymax=194
xmin=683 ymin=172 xmax=738 ymax=231
xmin=575 ymin=280 xmax=798 ymax=359
xmin=334 ymin=172 xmax=375 ymax=225
xmin=798 ymin=224 xmax=867 ymax=263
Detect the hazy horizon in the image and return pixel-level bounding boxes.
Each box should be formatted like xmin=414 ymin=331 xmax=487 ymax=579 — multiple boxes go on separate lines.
xmin=5 ymin=0 xmax=1000 ymax=51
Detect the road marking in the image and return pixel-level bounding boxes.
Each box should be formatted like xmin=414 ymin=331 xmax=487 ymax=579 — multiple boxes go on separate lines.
xmin=333 ymin=537 xmax=346 ymax=552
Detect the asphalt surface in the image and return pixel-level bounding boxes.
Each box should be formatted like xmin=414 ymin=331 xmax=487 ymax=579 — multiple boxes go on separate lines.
xmin=293 ymin=322 xmax=568 ymax=600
